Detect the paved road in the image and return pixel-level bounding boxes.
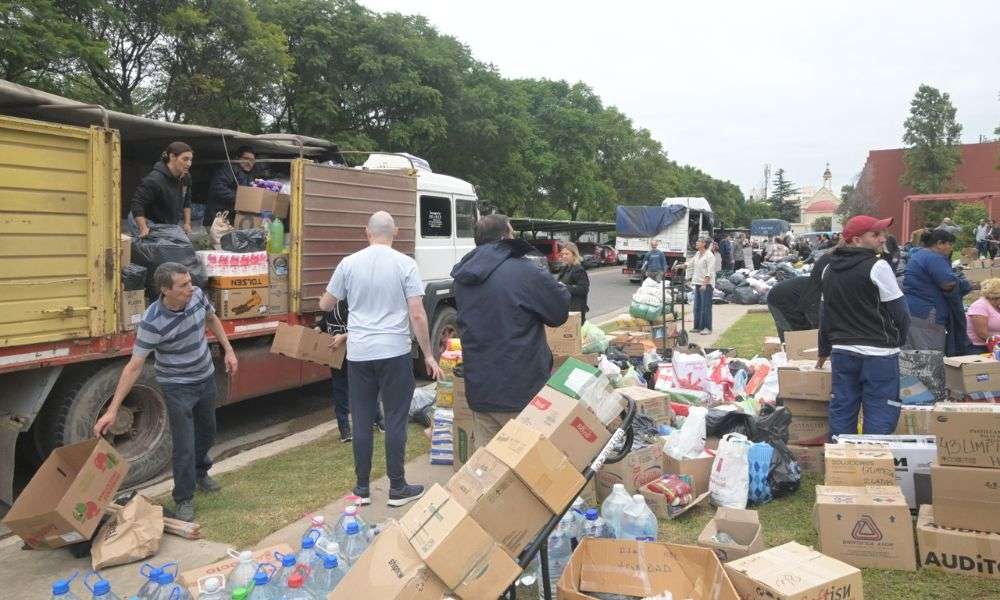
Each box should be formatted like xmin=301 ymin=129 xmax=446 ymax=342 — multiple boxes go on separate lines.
xmin=586 ymin=265 xmax=637 ymax=321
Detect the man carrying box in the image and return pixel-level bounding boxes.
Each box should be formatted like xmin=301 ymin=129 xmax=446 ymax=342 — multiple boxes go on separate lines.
xmin=817 ymin=215 xmax=910 ymax=437
xmin=204 ymin=145 xmax=259 ymax=226
xmin=95 ymin=263 xmax=238 ymax=522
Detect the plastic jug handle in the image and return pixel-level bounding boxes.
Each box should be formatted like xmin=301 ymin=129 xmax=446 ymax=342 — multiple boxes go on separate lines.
xmin=304 ymin=528 xmax=321 ymax=543
xmin=83 ymin=571 xmax=100 ymax=593
xmin=139 ymin=563 xmax=154 ymax=577
xmin=228 ymin=548 xmax=241 ymax=560
xmin=254 ymin=563 xmax=276 ymax=578
xmin=162 ymin=562 xmax=178 ymax=576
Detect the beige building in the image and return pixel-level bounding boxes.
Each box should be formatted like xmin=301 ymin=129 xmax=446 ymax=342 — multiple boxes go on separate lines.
xmin=791 ymin=165 xmax=841 ymax=233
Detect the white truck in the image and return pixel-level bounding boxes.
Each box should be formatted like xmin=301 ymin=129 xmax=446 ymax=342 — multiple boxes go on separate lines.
xmin=616 ymin=197 xmax=714 ymax=282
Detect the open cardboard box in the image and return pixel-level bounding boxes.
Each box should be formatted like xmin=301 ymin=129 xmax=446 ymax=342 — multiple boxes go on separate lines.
xmin=725 ymin=541 xmax=863 ymax=600
xmin=179 ymin=543 xmax=293 ymax=596
xmin=557 ymin=538 xmax=740 ymax=600
xmin=697 ymin=507 xmax=767 ymax=562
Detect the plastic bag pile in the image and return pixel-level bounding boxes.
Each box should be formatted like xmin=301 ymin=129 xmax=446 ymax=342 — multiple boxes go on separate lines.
xmin=712 ymin=262 xmax=809 ymax=305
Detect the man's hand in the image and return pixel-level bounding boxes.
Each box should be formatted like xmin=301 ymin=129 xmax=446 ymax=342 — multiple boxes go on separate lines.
xmin=183 ymin=222 xmax=193 ymax=235
xmin=329 ymin=333 xmax=347 ymax=350
xmin=424 ymin=357 xmax=445 ymax=381
xmin=93 ymin=409 xmax=118 ymax=437
xmin=138 ymin=224 xmax=150 ymax=238
xmin=815 ymin=356 xmax=828 ymax=369
xmin=224 ymin=350 xmax=238 ymax=374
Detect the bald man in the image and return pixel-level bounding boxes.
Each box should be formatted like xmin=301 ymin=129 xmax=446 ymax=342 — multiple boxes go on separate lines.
xmin=320 ymin=211 xmax=442 ymax=508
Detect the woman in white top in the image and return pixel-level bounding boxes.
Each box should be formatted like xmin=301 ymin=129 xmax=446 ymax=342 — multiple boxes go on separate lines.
xmin=689 ymin=237 xmax=717 ymax=334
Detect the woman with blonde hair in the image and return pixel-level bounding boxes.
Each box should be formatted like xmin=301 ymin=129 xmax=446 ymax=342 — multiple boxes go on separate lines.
xmin=688 ymin=237 xmax=717 ymax=334
xmin=557 ymin=242 xmax=591 ymax=322
xmin=966 ymin=278 xmax=1000 ymax=351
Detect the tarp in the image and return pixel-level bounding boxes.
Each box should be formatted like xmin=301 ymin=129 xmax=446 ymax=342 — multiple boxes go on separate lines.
xmin=751 ymin=219 xmax=791 ymax=236
xmin=616 ymin=205 xmax=687 ymax=237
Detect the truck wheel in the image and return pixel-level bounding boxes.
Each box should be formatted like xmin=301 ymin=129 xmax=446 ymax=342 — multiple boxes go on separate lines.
xmin=416 ymin=305 xmax=459 ymax=378
xmin=34 ymin=362 xmax=172 ymax=489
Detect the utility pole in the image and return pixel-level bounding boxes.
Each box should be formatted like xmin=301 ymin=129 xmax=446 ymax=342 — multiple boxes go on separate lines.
xmin=763 ymin=164 xmax=771 ymax=203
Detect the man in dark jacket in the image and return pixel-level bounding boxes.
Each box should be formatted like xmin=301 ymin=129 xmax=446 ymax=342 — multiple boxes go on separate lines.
xmin=817 ymin=216 xmax=910 ymax=438
xmin=766 ymin=248 xmax=835 ymax=340
xmin=452 ymin=214 xmax=571 ymax=448
xmin=131 ymin=141 xmax=193 ymax=237
xmin=204 ymin=146 xmax=258 ymax=225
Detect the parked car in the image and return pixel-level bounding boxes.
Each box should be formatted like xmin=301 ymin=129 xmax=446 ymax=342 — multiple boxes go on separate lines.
xmin=529 ymin=239 xmax=564 ymax=272
xmin=575 ymin=242 xmax=603 ymax=269
xmin=599 ymin=244 xmax=618 ymax=266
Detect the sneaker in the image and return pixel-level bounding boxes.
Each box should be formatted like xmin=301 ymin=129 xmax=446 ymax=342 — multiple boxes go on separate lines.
xmin=375 ymin=421 xmax=386 ymax=433
xmin=339 ymin=427 xmax=353 ymax=443
xmin=174 ymin=500 xmax=195 ymax=522
xmin=701 ymin=329 xmax=711 ymax=335
xmin=353 ymin=486 xmax=371 ymax=506
xmin=387 ymin=484 xmax=425 ymax=507
xmin=196 ymin=475 xmax=221 ymax=493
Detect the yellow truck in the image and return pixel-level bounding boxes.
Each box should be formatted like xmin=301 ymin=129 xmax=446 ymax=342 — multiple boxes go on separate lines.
xmin=0 ymin=80 xmax=478 ymax=506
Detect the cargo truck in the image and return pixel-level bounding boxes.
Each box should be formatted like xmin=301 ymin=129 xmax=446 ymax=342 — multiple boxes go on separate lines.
xmin=0 ymin=81 xmax=478 ymax=506
xmin=615 ymin=197 xmax=714 ymax=282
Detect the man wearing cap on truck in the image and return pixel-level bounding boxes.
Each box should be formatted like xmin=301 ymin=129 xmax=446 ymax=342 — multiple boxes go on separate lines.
xmin=94 ymin=263 xmax=238 ymax=522
xmin=816 ymin=215 xmax=910 ymax=437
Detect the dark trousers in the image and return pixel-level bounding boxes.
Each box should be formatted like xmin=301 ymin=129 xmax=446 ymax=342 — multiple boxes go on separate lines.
xmin=161 ymin=377 xmax=217 ymax=503
xmin=331 ymin=367 xmax=383 ymax=436
xmin=693 ymin=285 xmax=713 ymax=331
xmin=348 ymin=353 xmax=414 ymax=490
xmin=829 ymin=350 xmax=901 ymax=437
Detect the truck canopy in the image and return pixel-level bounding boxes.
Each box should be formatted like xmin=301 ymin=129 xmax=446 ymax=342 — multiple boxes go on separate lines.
xmin=751 ymin=219 xmax=791 ymax=237
xmin=615 ymin=205 xmax=686 ymax=237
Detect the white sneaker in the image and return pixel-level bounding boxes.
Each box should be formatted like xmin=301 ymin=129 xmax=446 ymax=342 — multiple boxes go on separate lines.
xmin=701 ymin=329 xmax=711 ymax=335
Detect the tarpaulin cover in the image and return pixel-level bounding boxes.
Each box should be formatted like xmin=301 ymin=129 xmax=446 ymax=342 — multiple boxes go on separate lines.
xmin=750 ymin=219 xmax=791 ymax=236
xmin=615 ymin=205 xmax=686 ymax=237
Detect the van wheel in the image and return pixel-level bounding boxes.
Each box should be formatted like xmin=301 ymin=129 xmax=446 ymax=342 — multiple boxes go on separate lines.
xmin=416 ymin=306 xmax=459 ymax=378
xmin=34 ymin=361 xmax=173 ymax=490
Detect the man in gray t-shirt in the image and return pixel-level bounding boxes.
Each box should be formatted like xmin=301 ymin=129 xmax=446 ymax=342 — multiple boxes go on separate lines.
xmin=320 ymin=211 xmax=442 ymax=508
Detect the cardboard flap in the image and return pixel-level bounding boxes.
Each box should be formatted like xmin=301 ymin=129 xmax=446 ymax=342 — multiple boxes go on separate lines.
xmin=578 ymin=540 xmax=696 ymax=597
xmin=784 ymin=329 xmax=820 ymax=361
xmin=726 ymin=542 xmax=859 ymax=595
xmin=816 ymin=485 xmax=907 ymax=507
xmin=943 ymin=355 xmax=997 ymax=367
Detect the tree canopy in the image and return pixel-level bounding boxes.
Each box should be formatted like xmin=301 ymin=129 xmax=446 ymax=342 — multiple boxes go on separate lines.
xmin=900 ymin=84 xmax=963 ymax=194
xmin=8 ymin=0 xmax=748 ymax=222
xmin=767 ymin=168 xmax=800 ymax=222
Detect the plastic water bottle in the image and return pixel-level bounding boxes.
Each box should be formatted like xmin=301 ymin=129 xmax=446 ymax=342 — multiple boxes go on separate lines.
xmin=568 ymin=497 xmax=587 ymax=543
xmin=296 ymin=529 xmax=323 ymax=573
xmin=620 ymin=494 xmax=658 ymax=542
xmin=51 ymin=571 xmax=82 ymax=600
xmin=280 ymin=566 xmax=315 ymax=600
xmin=334 ymin=505 xmax=367 ymax=545
xmin=272 ymin=551 xmax=298 ymax=588
xmin=307 ymin=548 xmax=348 ymax=596
xmin=246 ymin=564 xmax=277 ymax=600
xmin=600 ymin=483 xmax=632 ymax=537
xmin=307 ymin=515 xmax=335 ymax=546
xmin=135 ymin=564 xmax=167 ymax=600
xmin=267 ymin=217 xmax=284 ymax=254
xmin=582 ymin=508 xmax=609 ymax=539
xmin=84 ymin=572 xmax=122 ymax=600
xmin=225 ymin=550 xmax=258 ymax=593
xmin=152 ymin=569 xmax=190 ymax=600
xmin=342 ymin=521 xmax=368 ymax=567
xmin=538 ymin=524 xmax=572 ymax=600
xmin=195 ymin=577 xmax=226 ymax=600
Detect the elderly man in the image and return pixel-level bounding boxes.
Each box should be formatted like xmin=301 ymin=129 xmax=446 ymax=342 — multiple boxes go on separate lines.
xmin=94 ymin=263 xmax=238 ymax=522
xmin=319 ymin=211 xmax=441 ymax=507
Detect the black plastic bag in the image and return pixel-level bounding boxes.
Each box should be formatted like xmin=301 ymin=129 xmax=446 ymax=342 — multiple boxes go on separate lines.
xmin=132 ymin=224 xmax=207 ymax=290
xmin=705 ymin=409 xmax=754 ymax=438
xmin=630 ymin=414 xmax=661 ymax=445
xmin=768 ymin=440 xmax=801 ymax=497
xmin=121 ymin=264 xmax=147 ymax=291
xmin=221 ymin=229 xmax=267 ymax=253
xmin=716 ymin=279 xmax=736 ymax=294
xmin=752 ymin=404 xmax=791 ymax=444
xmin=734 ymin=286 xmax=760 ymax=305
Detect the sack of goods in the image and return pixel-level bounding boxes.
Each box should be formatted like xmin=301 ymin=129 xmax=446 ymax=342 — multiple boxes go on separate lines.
xmin=132 ymin=224 xmax=208 ymax=291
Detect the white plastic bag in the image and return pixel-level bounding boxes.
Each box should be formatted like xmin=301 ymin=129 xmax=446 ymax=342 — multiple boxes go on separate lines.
xmin=673 ymin=352 xmax=709 ymax=392
xmin=209 ymin=211 xmax=235 ymax=250
xmin=709 ymin=433 xmax=752 ymax=509
xmin=598 ymin=355 xmax=622 ymax=378
xmin=665 ymin=406 xmax=706 ymax=460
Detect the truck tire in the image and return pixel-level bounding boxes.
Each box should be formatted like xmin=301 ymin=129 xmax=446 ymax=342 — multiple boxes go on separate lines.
xmin=416 ymin=305 xmax=459 ymax=378
xmin=34 ymin=361 xmax=172 ymax=490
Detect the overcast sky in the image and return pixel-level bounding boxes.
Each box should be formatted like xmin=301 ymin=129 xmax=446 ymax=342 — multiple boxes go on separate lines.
xmin=359 ymin=0 xmax=998 ymax=197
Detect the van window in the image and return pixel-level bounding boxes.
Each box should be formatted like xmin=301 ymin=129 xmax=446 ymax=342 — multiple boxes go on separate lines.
xmin=420 ymin=195 xmax=451 ymax=238
xmin=456 ymin=199 xmax=477 ymax=238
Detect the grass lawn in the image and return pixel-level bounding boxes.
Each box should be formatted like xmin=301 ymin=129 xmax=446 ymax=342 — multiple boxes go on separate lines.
xmin=158 ymin=423 xmax=430 ymax=548
xmin=715 ymin=311 xmax=778 ymax=358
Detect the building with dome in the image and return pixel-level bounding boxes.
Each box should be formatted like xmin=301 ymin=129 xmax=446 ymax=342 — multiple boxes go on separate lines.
xmin=791 ymin=165 xmax=841 ymax=233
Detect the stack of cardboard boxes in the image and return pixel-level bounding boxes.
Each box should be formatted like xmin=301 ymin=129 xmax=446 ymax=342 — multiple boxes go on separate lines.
xmin=267 ymin=252 xmax=289 ymax=315
xmin=119 ymin=233 xmax=147 ymax=331
xmin=234 ymin=185 xmax=290 ymax=229
xmin=919 ymin=403 xmax=1000 ymax=580
xmin=208 ymin=273 xmax=270 ymax=320
xmin=546 ymin=311 xmax=592 ymax=368
xmin=777 ymin=329 xmax=833 ymax=458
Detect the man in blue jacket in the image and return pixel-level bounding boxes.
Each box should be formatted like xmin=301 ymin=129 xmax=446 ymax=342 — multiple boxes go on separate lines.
xmin=451 ymin=214 xmax=571 ymax=448
xmin=642 ymin=239 xmax=668 ymax=281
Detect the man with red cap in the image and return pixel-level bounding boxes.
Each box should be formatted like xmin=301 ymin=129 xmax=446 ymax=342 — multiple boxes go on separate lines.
xmin=816 ymin=215 xmax=910 ymax=436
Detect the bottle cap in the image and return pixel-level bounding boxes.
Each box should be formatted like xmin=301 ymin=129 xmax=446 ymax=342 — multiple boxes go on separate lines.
xmin=253 ymin=570 xmax=270 ymax=586
xmin=202 ymin=576 xmax=223 ymax=593
xmin=232 ymin=587 xmax=249 ymax=600
xmin=324 ymin=554 xmax=339 ymax=569
xmin=288 ymin=573 xmax=305 ymax=588
xmin=586 ymin=508 xmax=599 ymax=520
xmin=311 ymin=515 xmax=325 ymax=526
xmin=92 ymin=580 xmax=110 ymax=595
xmin=346 ymin=522 xmax=360 ymax=535
xmin=345 ymin=505 xmax=357 ymax=516
xmin=52 ymin=580 xmax=70 ymax=595
xmin=612 ymin=483 xmax=625 ymax=491
xmin=239 ymin=550 xmax=253 ymax=561
xmin=276 ymin=551 xmax=296 ymax=567
xmin=156 ymin=571 xmax=175 ymax=584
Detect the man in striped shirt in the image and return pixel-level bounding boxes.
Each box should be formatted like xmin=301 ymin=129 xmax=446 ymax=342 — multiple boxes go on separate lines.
xmin=94 ymin=262 xmax=238 ymax=521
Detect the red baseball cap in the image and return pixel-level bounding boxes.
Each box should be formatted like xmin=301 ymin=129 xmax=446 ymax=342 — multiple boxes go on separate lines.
xmin=842 ymin=215 xmax=893 ymax=241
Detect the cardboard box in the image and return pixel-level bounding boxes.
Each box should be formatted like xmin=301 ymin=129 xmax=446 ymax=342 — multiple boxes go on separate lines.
xmin=782 ymin=397 xmax=828 ymax=418
xmin=724 ymin=541 xmax=863 ymax=600
xmin=639 ymin=474 xmax=709 ymax=521
xmin=3 ymin=439 xmax=129 ymax=549
xmin=120 ymin=233 xmax=132 ymax=266
xmin=618 ymin=386 xmax=672 ymax=426
xmin=777 ymin=363 xmax=832 ymax=401
xmin=697 ymin=507 xmax=767 ymax=563
xmin=661 ymin=450 xmax=715 ymax=496
xmin=120 ymin=289 xmax=145 ymax=332
xmin=784 ymin=329 xmax=819 ymax=361
xmin=916 ymin=504 xmax=1000 ymax=581
xmin=209 ymin=286 xmax=269 ymax=320
xmin=235 ymin=185 xmax=289 ymax=217
xmin=452 ymin=377 xmax=474 ymax=471
xmin=894 ymin=404 xmax=935 ymax=435
xmin=789 ymin=444 xmax=825 ymax=474
xmin=558 ymin=538 xmax=740 ymax=600
xmin=814 ymin=485 xmax=916 ymax=571
xmin=446 ymin=448 xmax=551 ymax=558
xmin=515 ymin=386 xmax=611 ymax=471
xmin=788 ymin=415 xmax=830 ymax=446
xmin=270 ymin=322 xmax=345 ymax=368
xmin=546 ymin=311 xmax=583 ymax=356
xmin=835 ymin=434 xmax=936 ymax=509
xmin=552 ymin=353 xmax=597 ymax=370
xmin=931 ymin=462 xmax=1000 ymax=533
xmin=398 ymin=484 xmax=520 ymax=594
xmin=944 ymin=355 xmax=1000 ymax=396
xmin=547 ymin=357 xmax=600 ymax=400
xmin=266 ymin=280 xmax=288 ymax=315
xmin=328 ymin=523 xmax=448 ymax=600
xmin=485 ymin=419 xmax=585 ymax=513
xmin=268 ymin=252 xmax=289 ymax=281
xmin=208 ymin=274 xmax=269 ymax=289
xmin=824 ymin=444 xmax=896 ymax=486
xmin=180 ymin=543 xmax=293 ymax=596
xmin=761 ymin=336 xmax=781 ymax=359
xmin=930 ymin=403 xmax=1000 ymax=468
xmin=596 ymin=442 xmax=664 ymax=501
xmin=234 ymin=211 xmax=265 ymax=230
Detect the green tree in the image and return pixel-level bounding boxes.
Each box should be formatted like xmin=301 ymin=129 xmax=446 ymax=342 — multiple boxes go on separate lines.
xmin=900 ymin=84 xmax=963 ymax=194
xmin=952 ymin=203 xmax=987 ymax=250
xmin=748 ymin=201 xmax=778 ymax=220
xmin=811 ymin=216 xmax=832 ymax=231
xmin=768 ymin=168 xmax=800 ymax=222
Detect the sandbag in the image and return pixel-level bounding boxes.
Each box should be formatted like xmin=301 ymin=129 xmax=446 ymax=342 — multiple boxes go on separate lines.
xmin=221 ymin=228 xmax=267 ymax=253
xmin=131 ymin=224 xmax=207 ymax=290
xmin=121 ymin=264 xmax=147 ymax=292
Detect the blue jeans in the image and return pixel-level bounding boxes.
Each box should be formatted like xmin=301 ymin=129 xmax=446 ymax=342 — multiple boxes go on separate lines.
xmin=829 ymin=349 xmax=901 ymax=437
xmin=693 ymin=285 xmax=713 ymax=331
xmin=160 ymin=377 xmax=217 ymax=503
xmin=977 ymin=240 xmax=988 ymax=257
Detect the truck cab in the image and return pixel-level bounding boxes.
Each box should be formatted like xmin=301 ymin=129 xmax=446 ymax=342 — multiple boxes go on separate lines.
xmin=616 ymin=197 xmax=714 ymax=281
